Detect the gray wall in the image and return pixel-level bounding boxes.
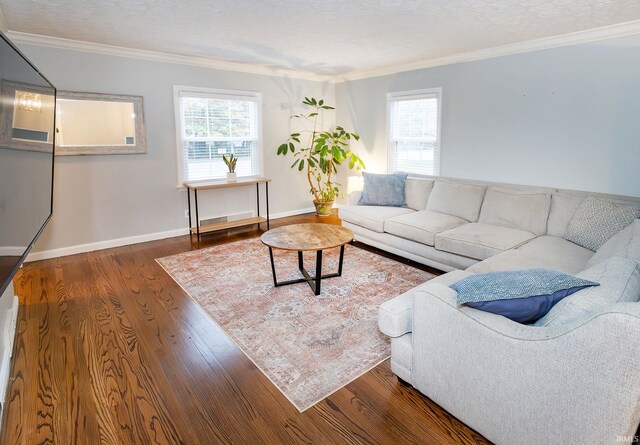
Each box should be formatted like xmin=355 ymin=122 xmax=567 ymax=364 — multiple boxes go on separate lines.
xmin=336 ymin=34 xmax=640 ymax=197
xmin=16 ymin=44 xmax=334 ymax=253
xmin=15 ymin=34 xmax=640 ymax=254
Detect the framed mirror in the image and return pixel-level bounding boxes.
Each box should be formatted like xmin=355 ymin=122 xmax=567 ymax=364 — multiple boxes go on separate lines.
xmin=0 ymin=80 xmax=56 ymax=153
xmin=55 ymin=91 xmax=146 ymax=155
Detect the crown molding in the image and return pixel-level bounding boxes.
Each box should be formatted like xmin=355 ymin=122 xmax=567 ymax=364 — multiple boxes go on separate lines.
xmin=335 ymin=19 xmax=640 ymax=82
xmin=5 ymin=31 xmax=335 ymax=83
xmin=6 ymin=19 xmax=640 ymax=85
xmin=0 ymin=6 xmax=7 ymax=33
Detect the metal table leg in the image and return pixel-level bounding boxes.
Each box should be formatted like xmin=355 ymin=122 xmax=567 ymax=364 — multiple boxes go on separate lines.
xmin=268 ymin=247 xmax=278 ymax=287
xmin=187 ymin=188 xmax=192 ymax=239
xmin=266 ymin=182 xmax=270 ymax=229
xmin=269 ymin=246 xmax=345 ymax=296
xmin=256 ymin=183 xmax=260 ymax=226
xmin=314 ymin=250 xmax=322 ymax=295
xmin=194 ymin=188 xmax=200 ymax=242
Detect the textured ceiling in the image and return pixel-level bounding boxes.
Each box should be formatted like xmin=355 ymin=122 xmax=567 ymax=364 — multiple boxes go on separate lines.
xmin=1 ymin=0 xmax=640 ymax=75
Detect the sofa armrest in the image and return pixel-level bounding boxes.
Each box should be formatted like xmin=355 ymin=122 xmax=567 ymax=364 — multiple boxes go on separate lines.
xmin=410 ymin=283 xmax=640 ymax=445
xmin=378 ymin=271 xmax=474 ymax=338
xmin=348 ymin=191 xmax=362 ymax=206
xmin=415 ymin=283 xmax=640 ymax=340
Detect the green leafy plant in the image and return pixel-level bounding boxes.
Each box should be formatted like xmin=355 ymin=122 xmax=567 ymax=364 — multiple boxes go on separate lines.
xmin=222 ymin=153 xmax=237 ymax=173
xmin=276 ymin=97 xmax=365 ymax=203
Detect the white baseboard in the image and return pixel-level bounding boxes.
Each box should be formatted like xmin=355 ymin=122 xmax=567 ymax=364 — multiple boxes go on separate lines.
xmin=26 ymin=227 xmax=190 ymax=262
xmin=25 ymin=207 xmax=317 ymax=262
xmin=270 ymin=207 xmax=316 ymax=219
xmin=0 ymin=247 xmax=27 ymax=257
xmin=0 ymin=295 xmax=19 ymax=422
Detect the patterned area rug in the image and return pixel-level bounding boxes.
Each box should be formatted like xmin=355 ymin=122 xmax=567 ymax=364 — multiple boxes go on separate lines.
xmin=156 ymin=238 xmax=434 ymax=411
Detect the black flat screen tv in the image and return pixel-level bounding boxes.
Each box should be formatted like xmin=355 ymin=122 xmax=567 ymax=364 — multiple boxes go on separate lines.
xmin=0 ymin=32 xmax=55 ymax=296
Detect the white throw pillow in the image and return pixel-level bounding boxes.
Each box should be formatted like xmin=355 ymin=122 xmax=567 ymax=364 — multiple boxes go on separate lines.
xmin=565 ymin=196 xmax=640 ymax=251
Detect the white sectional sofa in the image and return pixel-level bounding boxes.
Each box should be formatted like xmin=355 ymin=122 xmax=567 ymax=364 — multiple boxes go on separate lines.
xmin=339 ymin=175 xmax=640 ymax=445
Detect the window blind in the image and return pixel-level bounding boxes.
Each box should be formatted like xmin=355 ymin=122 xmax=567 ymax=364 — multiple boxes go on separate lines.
xmin=176 ymin=88 xmax=261 ymax=183
xmin=388 ymin=90 xmax=441 ymax=176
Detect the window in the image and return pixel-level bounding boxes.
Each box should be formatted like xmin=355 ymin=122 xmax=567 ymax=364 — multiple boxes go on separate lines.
xmin=174 ymin=86 xmax=261 ymax=183
xmin=388 ymin=88 xmax=441 ymax=176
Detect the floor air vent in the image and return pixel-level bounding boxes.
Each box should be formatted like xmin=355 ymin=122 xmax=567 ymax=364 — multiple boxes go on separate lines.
xmin=200 ymin=216 xmax=227 ymax=226
xmin=199 ymin=212 xmax=253 ymax=227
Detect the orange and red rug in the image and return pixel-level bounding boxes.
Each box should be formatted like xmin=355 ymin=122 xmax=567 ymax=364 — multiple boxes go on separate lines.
xmin=157 ymin=238 xmax=433 ymax=411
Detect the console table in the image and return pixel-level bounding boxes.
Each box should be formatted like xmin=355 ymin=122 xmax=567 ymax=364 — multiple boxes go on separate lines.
xmin=183 ymin=176 xmax=271 ymax=241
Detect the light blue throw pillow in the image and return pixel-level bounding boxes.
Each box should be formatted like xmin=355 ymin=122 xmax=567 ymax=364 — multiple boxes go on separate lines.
xmin=450 ymin=269 xmax=599 ymax=324
xmin=358 ymin=172 xmax=408 ymax=207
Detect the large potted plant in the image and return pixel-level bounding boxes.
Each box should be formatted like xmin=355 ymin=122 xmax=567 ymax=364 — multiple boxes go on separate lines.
xmin=277 ymin=97 xmax=365 ymax=216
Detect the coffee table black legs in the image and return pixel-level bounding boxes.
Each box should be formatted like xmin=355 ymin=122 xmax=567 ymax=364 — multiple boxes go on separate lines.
xmin=268 ymin=245 xmax=345 ymax=295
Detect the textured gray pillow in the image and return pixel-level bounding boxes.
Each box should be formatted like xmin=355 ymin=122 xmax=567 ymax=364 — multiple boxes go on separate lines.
xmin=358 ymin=172 xmax=408 ymax=207
xmin=565 ymin=196 xmax=640 ymax=251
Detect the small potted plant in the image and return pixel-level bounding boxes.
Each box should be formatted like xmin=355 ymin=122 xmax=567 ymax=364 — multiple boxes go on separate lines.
xmin=276 ymin=97 xmax=365 ymax=216
xmin=223 ymin=153 xmax=237 ymax=182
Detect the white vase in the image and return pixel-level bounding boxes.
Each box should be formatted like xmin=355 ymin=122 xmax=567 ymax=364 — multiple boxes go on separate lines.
xmin=226 ymin=172 xmax=237 ymax=182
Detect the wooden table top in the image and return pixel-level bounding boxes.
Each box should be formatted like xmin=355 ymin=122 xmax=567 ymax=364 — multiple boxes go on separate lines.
xmin=183 ymin=176 xmax=271 ymax=190
xmin=260 ymin=223 xmax=354 ymax=251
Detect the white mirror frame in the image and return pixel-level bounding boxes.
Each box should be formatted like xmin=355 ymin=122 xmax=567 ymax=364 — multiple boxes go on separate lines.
xmin=56 ymin=91 xmax=146 ymax=156
xmin=0 ymin=80 xmax=56 ymax=153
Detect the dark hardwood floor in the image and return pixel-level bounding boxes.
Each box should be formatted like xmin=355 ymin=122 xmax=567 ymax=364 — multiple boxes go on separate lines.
xmin=1 ymin=211 xmax=490 ymax=444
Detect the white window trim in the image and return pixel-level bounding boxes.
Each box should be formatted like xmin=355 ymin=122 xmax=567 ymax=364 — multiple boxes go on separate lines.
xmin=173 ymin=85 xmax=263 ymax=187
xmin=386 ymin=88 xmax=442 ymax=176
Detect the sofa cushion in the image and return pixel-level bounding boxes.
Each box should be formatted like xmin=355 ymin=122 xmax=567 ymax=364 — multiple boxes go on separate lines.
xmin=517 ymin=236 xmax=594 ymax=272
xmin=384 ymin=210 xmax=467 ymax=246
xmin=339 ymin=206 xmax=414 ymax=233
xmin=359 ymin=172 xmax=408 ymax=207
xmin=435 ymin=223 xmax=536 ymax=260
xmin=452 ymin=269 xmax=598 ymax=324
xmin=587 ymin=219 xmax=640 ymax=268
xmin=466 ymin=236 xmax=594 ymax=275
xmin=478 ymin=187 xmax=550 ymax=236
xmin=405 ymin=178 xmax=434 ymax=211
xmin=565 ymin=196 xmax=640 ymax=251
xmin=426 ymin=180 xmax=486 ymax=222
xmin=378 ymin=270 xmax=472 ymax=337
xmin=546 ymin=191 xmax=585 ymax=237
xmin=534 ymin=257 xmax=640 ymax=327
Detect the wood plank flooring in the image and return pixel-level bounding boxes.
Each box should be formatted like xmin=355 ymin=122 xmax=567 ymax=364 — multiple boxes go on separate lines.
xmin=1 ymin=212 xmax=491 ymax=444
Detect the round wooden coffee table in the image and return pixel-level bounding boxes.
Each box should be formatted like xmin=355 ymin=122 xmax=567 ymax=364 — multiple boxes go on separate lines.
xmin=260 ymin=223 xmax=354 ymax=295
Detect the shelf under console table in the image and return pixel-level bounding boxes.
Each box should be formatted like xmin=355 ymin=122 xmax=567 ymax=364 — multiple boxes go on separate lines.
xmin=183 ymin=176 xmax=271 ymax=241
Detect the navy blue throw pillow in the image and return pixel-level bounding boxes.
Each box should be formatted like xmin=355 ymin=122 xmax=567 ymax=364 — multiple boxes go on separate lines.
xmin=358 ymin=172 xmax=408 ymax=207
xmin=450 ymin=269 xmax=599 ymax=324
